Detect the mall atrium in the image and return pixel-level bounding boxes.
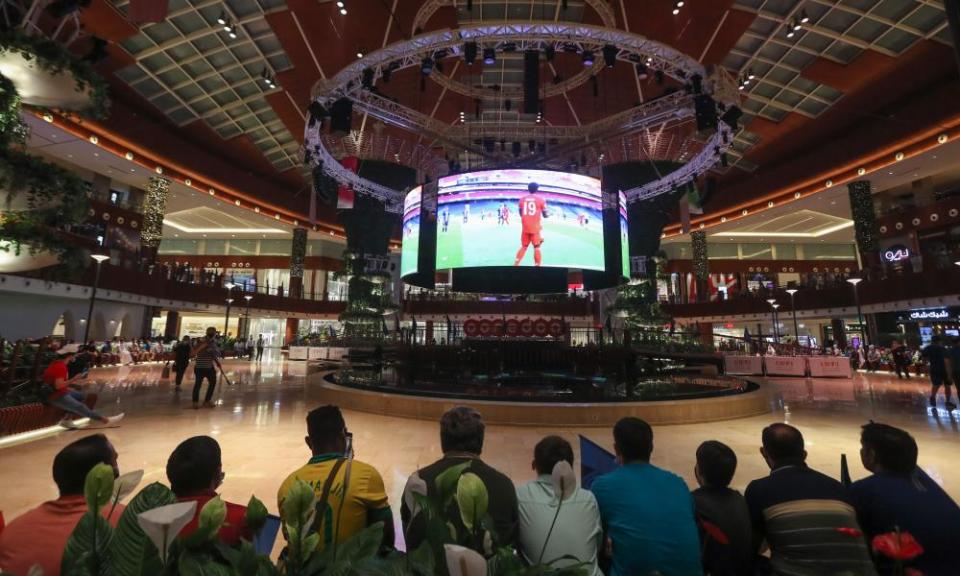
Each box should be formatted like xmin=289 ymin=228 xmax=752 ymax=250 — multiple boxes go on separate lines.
xmin=1 ymin=1 xmax=960 ymax=575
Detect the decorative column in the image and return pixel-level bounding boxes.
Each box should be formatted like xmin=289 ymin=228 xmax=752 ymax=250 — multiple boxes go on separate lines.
xmin=163 ymin=310 xmax=180 ymax=340
xmin=848 ymin=181 xmax=880 ymax=271
xmin=691 ymin=230 xmax=709 ymax=303
xmin=140 ymin=176 xmax=170 ymax=266
xmin=289 ymin=227 xmax=307 ymax=298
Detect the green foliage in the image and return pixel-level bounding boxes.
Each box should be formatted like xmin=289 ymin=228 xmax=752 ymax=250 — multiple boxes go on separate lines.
xmin=0 ymin=73 xmax=25 ymax=147
xmin=111 ymin=483 xmax=178 ymax=576
xmin=0 ymin=29 xmax=110 ymax=119
xmin=455 ymin=473 xmax=488 ymax=532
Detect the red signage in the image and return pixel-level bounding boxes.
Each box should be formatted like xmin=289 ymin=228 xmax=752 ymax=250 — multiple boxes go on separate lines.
xmin=462 ymin=318 xmax=567 ymax=339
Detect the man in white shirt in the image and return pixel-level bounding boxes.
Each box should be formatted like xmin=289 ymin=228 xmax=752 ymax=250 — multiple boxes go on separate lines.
xmin=516 ymin=436 xmax=602 ymax=576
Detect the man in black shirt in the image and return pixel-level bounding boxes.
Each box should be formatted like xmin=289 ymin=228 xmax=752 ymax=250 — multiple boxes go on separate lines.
xmin=401 ymin=406 xmax=518 ymax=554
xmin=922 ymin=335 xmax=954 ymax=410
xmin=172 ymin=335 xmax=192 ymax=388
xmin=691 ymin=441 xmax=753 ymax=576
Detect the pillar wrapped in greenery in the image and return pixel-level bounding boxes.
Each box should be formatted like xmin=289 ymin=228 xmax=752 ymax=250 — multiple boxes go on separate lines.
xmin=139 ymin=176 xmax=169 ymax=263
xmin=289 ymin=227 xmax=307 ymax=297
xmin=848 ymin=180 xmax=879 ymax=269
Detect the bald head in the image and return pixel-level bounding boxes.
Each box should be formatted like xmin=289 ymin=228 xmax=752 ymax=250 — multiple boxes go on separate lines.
xmin=761 ymin=423 xmax=806 ymax=467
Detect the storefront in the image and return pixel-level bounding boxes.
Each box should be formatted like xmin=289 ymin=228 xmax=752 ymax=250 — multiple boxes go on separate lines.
xmin=883 ymin=307 xmax=960 ymax=346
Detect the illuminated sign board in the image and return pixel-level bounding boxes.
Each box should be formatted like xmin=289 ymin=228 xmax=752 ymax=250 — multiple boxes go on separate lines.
xmin=883 ymin=245 xmax=910 ymax=263
xmin=909 ymin=310 xmax=949 ymax=320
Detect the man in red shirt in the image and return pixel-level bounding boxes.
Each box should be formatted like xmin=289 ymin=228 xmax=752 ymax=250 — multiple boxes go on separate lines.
xmin=44 ymin=350 xmax=122 ymax=427
xmin=166 ymin=435 xmax=251 ymax=546
xmin=514 ymin=182 xmax=548 ymax=267
xmin=0 ymin=434 xmax=124 ymax=576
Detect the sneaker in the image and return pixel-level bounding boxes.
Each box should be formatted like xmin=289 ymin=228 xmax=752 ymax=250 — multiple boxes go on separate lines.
xmin=106 ymin=413 xmax=125 ymax=426
xmin=947 ymin=401 xmax=958 ymax=411
xmin=59 ymin=417 xmax=80 ymax=430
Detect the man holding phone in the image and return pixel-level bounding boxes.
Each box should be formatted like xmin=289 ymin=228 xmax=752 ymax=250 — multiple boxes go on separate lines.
xmin=191 ymin=326 xmax=222 ymax=409
xmin=45 ymin=349 xmax=124 ymax=427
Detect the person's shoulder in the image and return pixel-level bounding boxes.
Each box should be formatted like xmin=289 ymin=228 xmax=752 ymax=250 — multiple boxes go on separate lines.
xmin=352 ymin=459 xmax=386 ymax=479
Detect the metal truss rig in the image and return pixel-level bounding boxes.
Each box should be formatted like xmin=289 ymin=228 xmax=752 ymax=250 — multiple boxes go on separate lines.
xmin=304 ymin=21 xmax=738 ymax=211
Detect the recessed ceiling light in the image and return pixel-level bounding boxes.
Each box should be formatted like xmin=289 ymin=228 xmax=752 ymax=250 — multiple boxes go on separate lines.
xmin=857 ymin=167 xmax=866 ymax=176
xmin=125 ymin=152 xmax=134 ymax=160
xmin=938 ymin=134 xmax=948 ymax=144
xmin=89 ymin=135 xmax=98 ymax=144
xmin=184 ymin=178 xmax=192 ymax=186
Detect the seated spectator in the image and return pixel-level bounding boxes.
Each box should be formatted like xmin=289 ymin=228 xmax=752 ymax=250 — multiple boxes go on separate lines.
xmin=401 ymin=407 xmax=518 ymax=552
xmin=691 ymin=440 xmax=753 ymax=576
xmin=516 ymin=436 xmax=602 ymax=575
xmin=745 ymin=423 xmax=875 ymax=575
xmin=0 ymin=434 xmax=123 ymax=576
xmin=278 ymin=405 xmax=393 ymax=551
xmin=44 ymin=349 xmax=123 ymax=427
xmin=166 ymin=435 xmax=251 ymax=546
xmin=590 ymin=417 xmax=702 ymax=576
xmin=851 ymin=422 xmax=960 ymax=575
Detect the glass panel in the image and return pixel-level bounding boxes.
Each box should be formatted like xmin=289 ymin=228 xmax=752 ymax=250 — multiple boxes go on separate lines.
xmin=205 ymin=239 xmax=227 ymax=255
xmin=228 ymin=240 xmax=257 ymax=255
xmin=326 ymin=271 xmax=348 ymax=301
xmin=803 ymin=243 xmax=857 ymax=260
xmin=259 ymin=239 xmax=291 ymax=255
xmin=774 ymin=243 xmax=797 ymax=260
xmin=158 ymin=239 xmax=199 ymax=254
xmin=740 ymin=243 xmax=772 ymax=259
xmin=661 ymin=242 xmax=692 ymax=260
xmin=257 ymin=269 xmax=291 ymax=296
xmin=707 ymin=243 xmax=738 ymax=260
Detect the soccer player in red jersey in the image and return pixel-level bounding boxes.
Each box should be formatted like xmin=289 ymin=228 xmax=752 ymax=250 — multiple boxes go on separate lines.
xmin=514 ymin=182 xmax=548 ymax=266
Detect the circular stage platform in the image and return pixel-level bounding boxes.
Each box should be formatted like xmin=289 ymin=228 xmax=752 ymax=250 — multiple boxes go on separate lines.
xmin=309 ymin=373 xmax=770 ymax=427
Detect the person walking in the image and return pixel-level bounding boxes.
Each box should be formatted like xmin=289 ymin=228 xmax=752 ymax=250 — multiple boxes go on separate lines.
xmin=891 ymin=340 xmax=911 ymax=379
xmin=172 ymin=335 xmax=191 ymax=388
xmin=191 ymin=327 xmax=221 ymax=409
xmin=922 ymin=335 xmax=955 ymax=410
xmin=256 ymin=334 xmax=265 ymax=362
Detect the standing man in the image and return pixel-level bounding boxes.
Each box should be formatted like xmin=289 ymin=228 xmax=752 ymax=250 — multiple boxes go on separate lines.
xmin=514 ymin=182 xmax=548 ymax=267
xmin=498 ymin=201 xmax=510 ymax=226
xmin=191 ymin=327 xmax=221 ymax=409
xmin=922 ymin=335 xmax=954 ymax=410
xmin=173 ymin=335 xmax=191 ymax=388
xmin=256 ymin=333 xmax=265 ymax=362
xmin=441 ymin=207 xmax=449 ymax=233
xmin=891 ymin=339 xmax=911 ymax=379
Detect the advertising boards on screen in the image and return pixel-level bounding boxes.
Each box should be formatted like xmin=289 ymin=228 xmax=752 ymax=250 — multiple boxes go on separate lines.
xmin=619 ymin=191 xmax=629 ymax=278
xmin=400 ymin=186 xmax=421 ymax=277
xmin=435 ymin=169 xmax=604 ymax=271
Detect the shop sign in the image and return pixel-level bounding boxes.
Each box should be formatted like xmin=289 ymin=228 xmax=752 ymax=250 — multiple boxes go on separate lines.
xmin=883 ymin=245 xmax=910 ymax=263
xmin=909 ymin=309 xmax=949 ymax=320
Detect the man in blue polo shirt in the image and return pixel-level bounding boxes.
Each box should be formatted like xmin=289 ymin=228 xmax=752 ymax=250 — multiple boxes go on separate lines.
xmin=590 ymin=417 xmax=702 ymax=576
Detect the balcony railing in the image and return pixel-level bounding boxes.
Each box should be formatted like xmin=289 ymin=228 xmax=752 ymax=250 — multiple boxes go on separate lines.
xmin=402 ymin=293 xmax=594 ymax=317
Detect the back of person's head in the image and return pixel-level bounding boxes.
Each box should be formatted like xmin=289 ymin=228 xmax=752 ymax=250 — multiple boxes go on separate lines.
xmin=440 ymin=406 xmax=485 ymax=454
xmin=860 ymin=422 xmax=917 ymax=475
xmin=695 ymin=441 xmax=737 ymax=488
xmin=533 ymin=435 xmax=574 ymax=475
xmin=528 ymin=182 xmax=539 ymax=193
xmin=166 ymin=436 xmax=222 ymax=496
xmin=613 ymin=417 xmax=653 ymax=462
xmin=761 ymin=423 xmax=805 ymax=465
xmin=306 ymin=405 xmax=347 ymax=454
xmin=52 ymin=434 xmax=117 ymax=497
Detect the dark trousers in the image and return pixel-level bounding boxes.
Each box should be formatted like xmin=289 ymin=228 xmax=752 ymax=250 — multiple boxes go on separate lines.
xmin=895 ymin=361 xmax=910 ymax=379
xmin=257 ymin=347 xmax=264 ymax=360
xmin=174 ymin=362 xmax=188 ymax=386
xmin=193 ymin=367 xmax=217 ymax=403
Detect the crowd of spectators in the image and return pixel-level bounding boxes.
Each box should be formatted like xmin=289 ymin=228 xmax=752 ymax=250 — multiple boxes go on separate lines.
xmin=2 ymin=405 xmax=958 ymax=576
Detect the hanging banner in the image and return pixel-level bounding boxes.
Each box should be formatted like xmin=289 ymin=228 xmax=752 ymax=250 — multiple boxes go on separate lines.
xmin=723 ymin=355 xmax=764 ymax=375
xmin=808 ymin=356 xmax=853 ymax=378
xmin=764 ymin=356 xmax=807 ymax=377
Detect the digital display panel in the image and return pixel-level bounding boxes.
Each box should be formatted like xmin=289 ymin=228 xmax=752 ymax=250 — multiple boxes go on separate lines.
xmin=436 ymin=169 xmax=604 ymax=271
xmin=400 ymin=186 xmax=421 ymax=277
xmin=619 ymin=191 xmax=629 ymax=278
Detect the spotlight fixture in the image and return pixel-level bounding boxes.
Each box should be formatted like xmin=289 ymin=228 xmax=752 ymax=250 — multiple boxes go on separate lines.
xmin=464 ymin=41 xmax=477 ymax=65
xmin=938 ymin=133 xmax=949 ymax=144
xmin=261 ymin=68 xmax=277 ymax=88
xmin=747 ymin=69 xmax=756 ymax=80
xmin=581 ymin=50 xmax=595 ymax=67
xmin=602 ymin=44 xmax=617 ymax=68
xmin=356 ymin=48 xmax=364 ymax=59
xmin=216 ymin=11 xmax=227 ymax=25
xmin=483 ymin=48 xmax=496 ymax=65
xmin=337 ymin=0 xmax=347 ymax=15
xmin=799 ymin=9 xmax=809 ymax=23
xmin=421 ymin=56 xmax=434 ymax=75
xmin=636 ymin=63 xmax=648 ymax=80
xmin=228 ymin=30 xmax=237 ymax=39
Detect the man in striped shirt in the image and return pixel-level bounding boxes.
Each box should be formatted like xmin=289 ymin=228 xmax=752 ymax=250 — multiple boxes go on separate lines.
xmin=191 ymin=326 xmax=222 ymax=409
xmin=744 ymin=423 xmax=876 ymax=575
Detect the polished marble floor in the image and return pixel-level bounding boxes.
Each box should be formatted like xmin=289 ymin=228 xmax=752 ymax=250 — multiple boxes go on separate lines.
xmin=2 ymin=354 xmax=959 ymax=533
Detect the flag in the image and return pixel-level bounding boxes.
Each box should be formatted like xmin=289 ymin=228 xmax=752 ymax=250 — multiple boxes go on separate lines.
xmin=337 ymin=156 xmax=359 ymax=209
xmin=579 ymin=435 xmax=617 ymax=490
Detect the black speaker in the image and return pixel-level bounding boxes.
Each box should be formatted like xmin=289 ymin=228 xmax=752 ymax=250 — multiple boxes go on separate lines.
xmin=694 ymin=94 xmax=717 ymax=134
xmin=329 ymin=98 xmax=353 ymax=136
xmin=523 ymin=49 xmax=540 ymax=114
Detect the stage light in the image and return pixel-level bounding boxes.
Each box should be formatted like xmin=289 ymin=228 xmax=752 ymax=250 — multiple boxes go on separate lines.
xmin=747 ymin=69 xmax=756 ymax=80
xmin=636 ymin=63 xmax=648 ymax=79
xmin=421 ymin=57 xmax=434 ymax=75
xmin=228 ymin=30 xmax=237 ymax=39
xmin=356 ymin=48 xmax=364 ymax=58
xmin=464 ymin=42 xmax=477 ymax=65
xmin=673 ymin=8 xmax=679 ymax=15
xmin=336 ymin=0 xmax=344 ymax=7
xmin=340 ymin=7 xmax=347 ymax=15
xmin=602 ymin=44 xmax=617 ymax=68
xmin=581 ymin=50 xmax=595 ymax=67
xmin=217 ymin=11 xmax=227 ymax=25
xmin=483 ymin=48 xmax=496 ymax=65
xmin=799 ymin=9 xmax=809 ymax=23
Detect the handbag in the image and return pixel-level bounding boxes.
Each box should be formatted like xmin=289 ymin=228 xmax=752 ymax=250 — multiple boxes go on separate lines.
xmin=161 ymin=361 xmax=171 ymax=379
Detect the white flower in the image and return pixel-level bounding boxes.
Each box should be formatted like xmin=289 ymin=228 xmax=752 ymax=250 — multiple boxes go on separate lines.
xmin=550 ymin=460 xmax=577 ymax=502
xmin=136 ymin=501 xmax=197 ymax=558
xmin=403 ymin=472 xmax=428 ymax=517
xmin=444 ymin=544 xmax=487 ymax=576
xmin=112 ymin=469 xmax=144 ymax=503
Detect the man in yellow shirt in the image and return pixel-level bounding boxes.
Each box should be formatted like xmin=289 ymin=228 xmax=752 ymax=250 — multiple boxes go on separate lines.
xmin=277 ymin=405 xmax=394 ymax=551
